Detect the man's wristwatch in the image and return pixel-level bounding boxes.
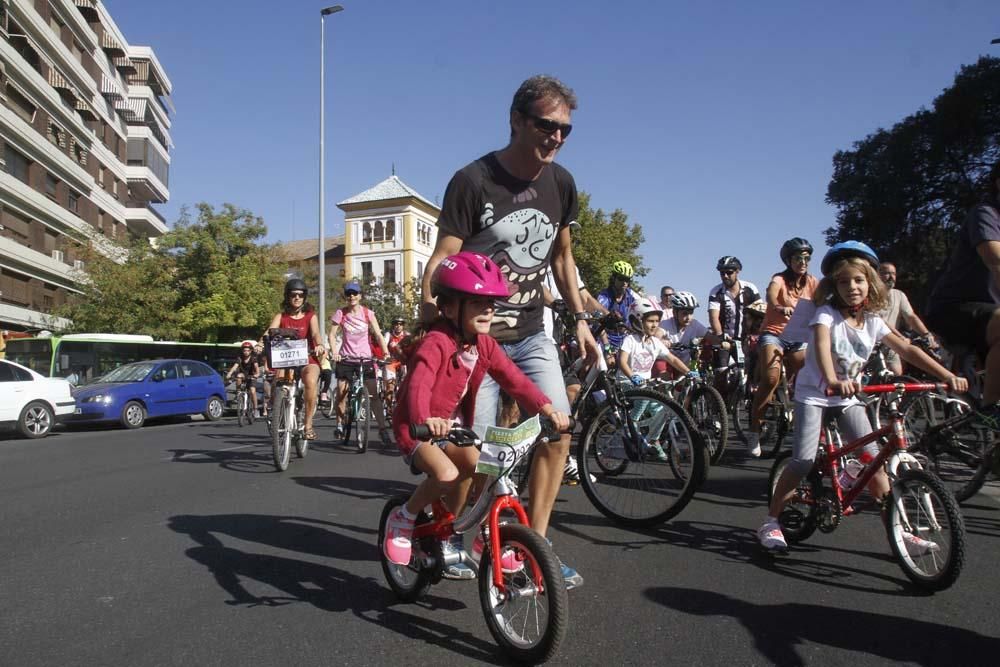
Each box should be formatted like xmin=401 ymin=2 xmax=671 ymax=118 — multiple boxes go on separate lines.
xmin=574 ymin=312 xmax=592 ymax=322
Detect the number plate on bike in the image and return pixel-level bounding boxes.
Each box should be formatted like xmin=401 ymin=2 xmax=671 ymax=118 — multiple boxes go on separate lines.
xmin=270 ymin=339 xmax=309 ymax=368
xmin=476 ymin=415 xmax=542 ymax=476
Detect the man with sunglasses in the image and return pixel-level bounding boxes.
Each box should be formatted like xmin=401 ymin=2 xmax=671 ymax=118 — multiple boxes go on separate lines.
xmin=421 ymin=74 xmax=599 ymax=590
xmin=708 ymin=256 xmax=761 ymax=379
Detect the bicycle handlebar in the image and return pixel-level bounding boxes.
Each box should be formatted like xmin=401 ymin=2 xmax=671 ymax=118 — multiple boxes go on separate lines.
xmin=823 ymin=382 xmax=947 ymax=397
xmin=408 ymin=415 xmax=576 ymax=443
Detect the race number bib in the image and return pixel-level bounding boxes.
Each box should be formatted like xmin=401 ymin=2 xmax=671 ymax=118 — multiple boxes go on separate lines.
xmin=475 ymin=415 xmax=543 ymax=476
xmin=270 ymin=338 xmax=309 ymax=368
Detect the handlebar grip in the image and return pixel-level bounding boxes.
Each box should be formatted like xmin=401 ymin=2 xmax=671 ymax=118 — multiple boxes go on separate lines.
xmin=409 ymin=423 xmax=431 ymax=440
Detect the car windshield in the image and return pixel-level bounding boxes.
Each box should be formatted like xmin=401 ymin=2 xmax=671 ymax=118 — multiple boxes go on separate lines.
xmin=100 ymin=362 xmax=158 ymax=383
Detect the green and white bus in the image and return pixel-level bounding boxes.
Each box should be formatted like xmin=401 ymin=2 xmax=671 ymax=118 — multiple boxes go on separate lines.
xmin=4 ymin=333 xmax=241 ymax=384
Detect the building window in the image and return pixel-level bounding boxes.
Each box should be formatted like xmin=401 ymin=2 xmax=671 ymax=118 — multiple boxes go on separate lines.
xmin=6 ymin=85 xmax=37 ymax=123
xmin=361 ymin=261 xmax=373 ymax=283
xmin=71 ymin=41 xmax=83 ymax=64
xmin=373 ymin=220 xmax=384 ymax=242
xmin=4 ymin=145 xmax=31 ymax=184
xmin=48 ymin=12 xmax=63 ymax=37
xmin=68 ymin=191 xmax=79 ymax=213
xmin=417 ymin=260 xmax=424 ymax=282
xmin=385 ymin=219 xmax=395 ymax=241
xmin=384 ymin=259 xmax=396 ymax=285
xmin=362 ymin=222 xmax=372 ymax=243
xmin=45 ymin=173 xmax=59 ymax=199
xmin=98 ymin=166 xmax=105 ymax=187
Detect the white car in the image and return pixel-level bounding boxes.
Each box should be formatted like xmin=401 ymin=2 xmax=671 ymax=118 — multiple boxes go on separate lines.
xmin=0 ymin=359 xmax=76 ymax=438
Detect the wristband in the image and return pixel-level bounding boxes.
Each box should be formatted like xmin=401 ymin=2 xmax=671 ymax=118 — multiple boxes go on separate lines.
xmin=574 ymin=312 xmax=592 ymax=322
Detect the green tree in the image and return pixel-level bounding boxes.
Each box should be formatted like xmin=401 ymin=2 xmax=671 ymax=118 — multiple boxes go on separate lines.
xmin=160 ymin=203 xmax=286 ymax=341
xmin=55 ymin=236 xmax=182 ymax=337
xmin=355 ymin=276 xmax=422 ymax=328
xmin=826 ymin=56 xmax=1000 ymax=309
xmin=572 ymin=191 xmax=648 ymax=294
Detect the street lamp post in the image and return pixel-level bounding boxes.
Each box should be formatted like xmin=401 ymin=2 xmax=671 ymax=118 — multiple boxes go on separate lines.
xmin=319 ymin=4 xmax=344 ymax=334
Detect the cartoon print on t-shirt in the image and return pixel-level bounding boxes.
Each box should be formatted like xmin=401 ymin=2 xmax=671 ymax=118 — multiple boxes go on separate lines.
xmin=476 ymin=200 xmax=558 ymax=328
xmin=832 ymin=328 xmax=868 ymax=380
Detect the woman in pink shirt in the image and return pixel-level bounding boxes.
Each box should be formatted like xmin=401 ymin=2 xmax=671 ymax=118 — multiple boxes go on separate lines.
xmin=382 ymin=252 xmax=569 ymax=568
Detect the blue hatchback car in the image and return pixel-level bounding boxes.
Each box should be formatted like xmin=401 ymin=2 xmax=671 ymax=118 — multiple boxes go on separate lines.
xmin=68 ymin=359 xmax=228 ymax=429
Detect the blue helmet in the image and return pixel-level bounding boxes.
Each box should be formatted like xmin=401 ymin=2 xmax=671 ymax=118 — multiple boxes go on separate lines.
xmin=821 ymin=241 xmax=879 ymax=276
xmin=344 ymin=281 xmax=362 ymax=294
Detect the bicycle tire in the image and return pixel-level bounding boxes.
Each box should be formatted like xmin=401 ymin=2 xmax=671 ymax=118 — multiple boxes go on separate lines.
xmin=909 ymin=408 xmax=993 ymax=503
xmin=884 ymin=469 xmax=967 ymax=591
xmin=732 ymin=391 xmax=752 ymax=445
xmin=294 ymin=397 xmax=308 ymax=458
xmin=236 ymin=390 xmax=246 ymax=427
xmin=689 ymin=385 xmax=729 ymax=465
xmin=577 ymin=389 xmax=706 ymax=527
xmin=271 ymin=388 xmax=291 ymax=471
xmin=357 ymin=386 xmax=371 ymax=453
xmin=378 ymin=497 xmax=432 ymax=602
xmin=758 ymin=401 xmax=786 ymax=458
xmin=478 ymin=523 xmax=568 ymax=664
xmin=768 ymin=452 xmax=821 ymax=543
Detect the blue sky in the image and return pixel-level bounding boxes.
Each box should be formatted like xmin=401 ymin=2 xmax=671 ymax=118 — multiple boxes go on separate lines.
xmin=105 ymin=0 xmax=999 ymax=314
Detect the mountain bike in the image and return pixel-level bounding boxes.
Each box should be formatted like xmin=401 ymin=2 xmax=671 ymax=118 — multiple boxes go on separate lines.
xmin=233 ymin=376 xmax=255 ymax=427
xmin=266 ymin=328 xmax=310 ymax=472
xmin=340 ymin=357 xmax=387 ymax=453
xmin=656 ymin=342 xmax=729 ymax=464
xmin=768 ymin=383 xmax=967 ymax=591
xmin=379 ymin=416 xmax=571 ymax=664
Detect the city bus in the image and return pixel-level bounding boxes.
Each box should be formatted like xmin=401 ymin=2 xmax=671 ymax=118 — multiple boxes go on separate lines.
xmin=4 ymin=333 xmax=242 ymax=384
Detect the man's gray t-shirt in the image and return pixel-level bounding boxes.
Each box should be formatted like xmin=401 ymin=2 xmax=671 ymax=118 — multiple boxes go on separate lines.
xmin=929 ymin=200 xmax=1000 ymax=309
xmin=878 ymin=288 xmax=914 ymax=330
xmin=437 ymin=152 xmax=578 ymax=343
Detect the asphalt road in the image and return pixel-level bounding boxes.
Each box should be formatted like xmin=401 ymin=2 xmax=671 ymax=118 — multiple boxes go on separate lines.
xmin=1 ymin=416 xmax=998 ymax=666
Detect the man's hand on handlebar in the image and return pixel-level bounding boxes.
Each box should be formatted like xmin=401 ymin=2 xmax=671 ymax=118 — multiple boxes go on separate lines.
xmin=539 ymin=405 xmax=571 ymax=433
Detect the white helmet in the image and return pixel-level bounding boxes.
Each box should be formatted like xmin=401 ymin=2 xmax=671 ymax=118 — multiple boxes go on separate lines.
xmin=670 ymin=291 xmax=699 ymax=310
xmin=628 ymin=296 xmax=663 ymax=332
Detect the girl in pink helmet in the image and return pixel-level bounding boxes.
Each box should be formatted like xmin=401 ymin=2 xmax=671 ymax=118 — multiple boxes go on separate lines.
xmin=383 ymin=252 xmax=570 ymax=568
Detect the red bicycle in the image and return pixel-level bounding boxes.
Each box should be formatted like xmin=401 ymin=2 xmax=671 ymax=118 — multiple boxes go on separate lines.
xmin=378 ymin=416 xmax=572 ymax=664
xmin=768 ymin=383 xmax=967 ymax=591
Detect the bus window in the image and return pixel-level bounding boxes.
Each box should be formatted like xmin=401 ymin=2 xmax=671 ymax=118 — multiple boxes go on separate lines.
xmin=5 ymin=339 xmax=53 ymax=375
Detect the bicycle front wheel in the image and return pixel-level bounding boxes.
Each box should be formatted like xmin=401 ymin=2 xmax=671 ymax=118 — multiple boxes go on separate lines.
xmin=271 ymin=389 xmax=291 ymax=471
xmin=478 ymin=523 xmax=568 ymax=664
xmin=577 ymin=389 xmax=706 ymax=527
xmin=236 ymin=391 xmax=247 ymax=427
xmin=731 ymin=390 xmax=752 ymax=445
xmin=689 ymin=385 xmax=729 ymax=465
xmin=768 ymin=452 xmax=821 ymax=543
xmin=294 ymin=398 xmax=308 ymax=459
xmin=356 ymin=387 xmax=371 ymax=453
xmin=885 ymin=469 xmax=966 ymax=591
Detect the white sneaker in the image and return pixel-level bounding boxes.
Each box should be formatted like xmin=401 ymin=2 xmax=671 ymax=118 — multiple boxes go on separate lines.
xmin=758 ymin=521 xmax=787 ymax=551
xmin=901 ymin=531 xmax=941 ymax=556
xmin=746 ymin=432 xmax=761 ymax=458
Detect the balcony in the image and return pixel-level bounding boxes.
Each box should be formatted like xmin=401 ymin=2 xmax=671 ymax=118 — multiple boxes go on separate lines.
xmin=125 ymin=164 xmax=168 ymax=203
xmin=124 ymin=204 xmax=167 ymax=236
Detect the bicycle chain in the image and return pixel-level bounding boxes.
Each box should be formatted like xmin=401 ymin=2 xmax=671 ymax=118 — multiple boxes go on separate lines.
xmin=817 ymin=487 xmax=843 ymax=533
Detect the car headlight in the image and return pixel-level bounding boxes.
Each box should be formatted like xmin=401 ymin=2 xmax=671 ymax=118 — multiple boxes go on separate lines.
xmin=83 ymin=395 xmax=114 ymax=405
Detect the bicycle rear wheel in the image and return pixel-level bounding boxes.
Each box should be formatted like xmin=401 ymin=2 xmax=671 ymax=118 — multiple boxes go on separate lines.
xmin=689 ymin=385 xmax=728 ymax=465
xmin=907 ymin=404 xmax=992 ymax=503
xmin=378 ymin=497 xmax=433 ymax=602
xmin=271 ymin=389 xmax=291 ymax=471
xmin=577 ymin=389 xmax=706 ymax=527
xmin=885 ymin=469 xmax=966 ymax=591
xmin=478 ymin=523 xmax=568 ymax=664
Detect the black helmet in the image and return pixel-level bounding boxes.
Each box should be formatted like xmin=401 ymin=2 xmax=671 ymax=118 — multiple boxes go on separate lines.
xmin=392 ymin=316 xmax=406 ymax=325
xmin=780 ymin=238 xmax=814 ymax=265
xmin=716 ymin=256 xmax=742 ymax=272
xmin=284 ymin=278 xmax=307 ymax=297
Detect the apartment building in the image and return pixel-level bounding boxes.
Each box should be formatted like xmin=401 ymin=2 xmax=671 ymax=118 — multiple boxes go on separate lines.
xmin=0 ymin=0 xmax=172 ymax=331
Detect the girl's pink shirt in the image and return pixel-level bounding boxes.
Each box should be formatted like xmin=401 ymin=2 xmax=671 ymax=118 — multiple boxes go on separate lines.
xmin=392 ymin=323 xmax=550 ymax=455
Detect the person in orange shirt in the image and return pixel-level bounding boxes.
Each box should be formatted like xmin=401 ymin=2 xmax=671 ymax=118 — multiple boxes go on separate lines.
xmin=745 ymin=238 xmax=819 ymax=457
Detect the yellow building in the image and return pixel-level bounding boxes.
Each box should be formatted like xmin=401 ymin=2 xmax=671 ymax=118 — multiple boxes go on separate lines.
xmin=337 ymin=175 xmax=439 ymax=286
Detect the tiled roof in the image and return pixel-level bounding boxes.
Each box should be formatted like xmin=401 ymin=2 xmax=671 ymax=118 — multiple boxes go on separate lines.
xmin=277 ymin=236 xmax=344 ymax=262
xmin=337 ymin=175 xmax=436 ymax=209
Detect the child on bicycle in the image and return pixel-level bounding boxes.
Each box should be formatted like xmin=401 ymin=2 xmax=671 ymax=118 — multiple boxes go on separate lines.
xmin=383 ymin=252 xmax=570 ymax=568
xmin=759 ymin=241 xmax=967 ymax=552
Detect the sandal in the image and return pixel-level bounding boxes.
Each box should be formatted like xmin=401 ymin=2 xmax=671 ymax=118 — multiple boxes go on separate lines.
xmin=304 ymin=428 xmax=318 ymax=440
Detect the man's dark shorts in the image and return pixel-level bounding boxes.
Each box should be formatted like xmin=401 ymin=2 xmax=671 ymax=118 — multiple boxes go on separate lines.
xmin=926 ymin=302 xmax=1000 ymax=360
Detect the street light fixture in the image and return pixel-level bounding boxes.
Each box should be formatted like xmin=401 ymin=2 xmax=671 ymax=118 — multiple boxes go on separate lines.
xmin=319 ymin=4 xmax=344 ymax=333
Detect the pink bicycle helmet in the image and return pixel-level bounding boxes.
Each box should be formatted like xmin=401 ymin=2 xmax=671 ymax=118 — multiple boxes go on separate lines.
xmin=431 ymin=252 xmax=511 ymax=299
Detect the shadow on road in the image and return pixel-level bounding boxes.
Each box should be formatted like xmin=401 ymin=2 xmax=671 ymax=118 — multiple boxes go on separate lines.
xmin=168 ymin=513 xmax=509 ymax=664
xmin=166 ymin=445 xmax=277 ymax=474
xmin=644 ymin=586 xmax=999 ymax=666
xmin=292 ymin=475 xmax=417 ymax=501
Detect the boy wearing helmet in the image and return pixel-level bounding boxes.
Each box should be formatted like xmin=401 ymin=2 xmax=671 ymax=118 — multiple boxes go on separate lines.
xmin=383 ymin=252 xmax=570 ymax=570
xmin=597 ymin=260 xmax=639 ymax=355
xmin=660 ymin=291 xmax=709 ymax=367
xmin=226 ymin=341 xmax=261 ymax=417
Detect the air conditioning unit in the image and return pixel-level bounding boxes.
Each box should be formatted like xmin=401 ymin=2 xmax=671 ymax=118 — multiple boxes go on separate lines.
xmin=51 ymin=249 xmax=65 ymax=262
xmin=73 ymin=260 xmax=85 ymax=271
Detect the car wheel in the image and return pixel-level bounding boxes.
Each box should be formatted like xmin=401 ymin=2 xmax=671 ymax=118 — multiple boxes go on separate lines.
xmin=18 ymin=401 xmax=54 ymax=439
xmin=204 ymin=396 xmax=224 ymax=421
xmin=121 ymin=401 xmax=146 ymax=429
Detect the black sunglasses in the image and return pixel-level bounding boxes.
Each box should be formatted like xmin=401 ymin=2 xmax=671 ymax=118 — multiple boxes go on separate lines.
xmin=344 ymin=290 xmax=360 ymax=297
xmin=521 ymin=111 xmax=572 ymax=138
xmin=720 ymin=270 xmax=736 ymax=276
xmin=288 ymin=291 xmax=305 ymax=298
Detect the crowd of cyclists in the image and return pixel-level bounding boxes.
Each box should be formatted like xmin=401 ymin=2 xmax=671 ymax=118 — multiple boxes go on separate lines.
xmin=222 ymin=75 xmax=999 ymax=617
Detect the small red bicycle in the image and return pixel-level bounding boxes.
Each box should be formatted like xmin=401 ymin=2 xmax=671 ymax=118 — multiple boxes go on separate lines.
xmin=768 ymin=383 xmax=967 ymax=591
xmin=378 ymin=415 xmax=572 ymax=664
